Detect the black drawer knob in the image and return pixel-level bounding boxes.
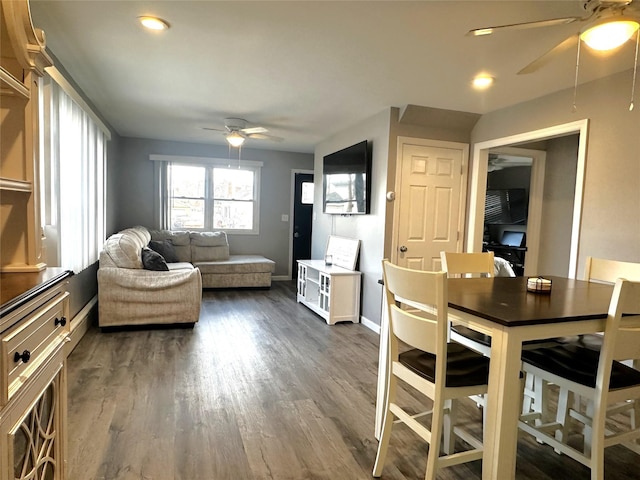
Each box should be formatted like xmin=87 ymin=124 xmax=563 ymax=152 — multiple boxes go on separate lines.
xmin=54 ymin=316 xmax=67 ymax=327
xmin=14 ymin=350 xmax=31 ymax=364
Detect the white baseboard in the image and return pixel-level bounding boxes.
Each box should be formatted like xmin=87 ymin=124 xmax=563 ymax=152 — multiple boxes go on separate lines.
xmin=65 ymin=295 xmax=97 ymax=356
xmin=361 ymin=315 xmax=380 ymax=334
xmin=272 ymin=275 xmax=290 ymax=282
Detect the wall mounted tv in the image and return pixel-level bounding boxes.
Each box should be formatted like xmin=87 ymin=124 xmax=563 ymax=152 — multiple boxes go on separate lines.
xmin=323 ymin=140 xmax=372 ymax=215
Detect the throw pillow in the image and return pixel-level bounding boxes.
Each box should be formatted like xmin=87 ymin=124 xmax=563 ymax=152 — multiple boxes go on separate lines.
xmin=148 ymin=239 xmax=178 ymax=263
xmin=141 ymin=247 xmax=169 ymax=271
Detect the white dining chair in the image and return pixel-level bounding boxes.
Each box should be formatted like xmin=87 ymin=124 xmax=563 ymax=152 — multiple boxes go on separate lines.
xmin=440 ymin=251 xmax=549 ymax=416
xmin=518 ymin=278 xmax=640 ymax=480
xmin=549 ymin=257 xmax=640 ymax=453
xmin=565 ymin=257 xmax=640 ymax=351
xmin=439 ymin=251 xmax=495 ymax=356
xmin=374 ymin=260 xmax=488 ymax=480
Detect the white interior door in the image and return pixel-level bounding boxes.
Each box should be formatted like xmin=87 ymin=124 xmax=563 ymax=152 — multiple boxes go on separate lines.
xmin=393 ymin=138 xmax=467 ymax=270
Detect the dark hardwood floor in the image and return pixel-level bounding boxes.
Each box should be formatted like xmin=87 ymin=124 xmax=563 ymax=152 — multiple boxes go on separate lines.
xmin=67 ymin=281 xmax=640 ymax=479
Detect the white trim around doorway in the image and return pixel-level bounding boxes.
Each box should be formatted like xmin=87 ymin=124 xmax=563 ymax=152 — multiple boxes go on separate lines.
xmin=467 ymin=119 xmax=589 ymax=279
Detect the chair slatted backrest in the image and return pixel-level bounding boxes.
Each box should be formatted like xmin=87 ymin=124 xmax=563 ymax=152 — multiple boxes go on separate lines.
xmin=382 ymin=260 xmax=448 ymax=361
xmin=607 ymin=279 xmax=640 ymax=363
xmin=584 ymin=257 xmax=640 ymax=284
xmin=440 ymin=251 xmax=494 ymax=278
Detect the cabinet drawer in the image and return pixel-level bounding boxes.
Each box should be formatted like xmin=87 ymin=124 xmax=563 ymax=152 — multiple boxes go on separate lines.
xmin=1 ymin=292 xmax=69 ymax=405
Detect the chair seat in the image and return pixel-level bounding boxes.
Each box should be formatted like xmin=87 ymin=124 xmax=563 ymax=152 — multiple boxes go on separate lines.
xmin=522 ymin=344 xmax=640 ymax=390
xmin=399 ymin=342 xmax=490 ymax=388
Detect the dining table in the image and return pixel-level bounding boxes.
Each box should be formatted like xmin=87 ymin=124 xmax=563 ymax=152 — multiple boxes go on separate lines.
xmin=374 ymin=275 xmax=614 ymax=480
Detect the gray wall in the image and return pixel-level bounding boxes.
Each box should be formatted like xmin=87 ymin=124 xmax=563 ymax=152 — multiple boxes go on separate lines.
xmin=537 ymin=135 xmax=579 ymax=276
xmin=487 ymin=166 xmax=531 ymax=192
xmin=471 ymin=69 xmax=640 ymax=279
xmin=114 ymin=138 xmax=313 ymax=277
xmin=312 ymin=109 xmax=392 ymax=327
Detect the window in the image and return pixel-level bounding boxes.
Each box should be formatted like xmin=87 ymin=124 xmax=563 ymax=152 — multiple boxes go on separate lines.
xmin=301 ymin=182 xmax=314 ymax=204
xmin=39 ymin=68 xmax=109 ymax=272
xmin=156 ymin=157 xmax=261 ymax=234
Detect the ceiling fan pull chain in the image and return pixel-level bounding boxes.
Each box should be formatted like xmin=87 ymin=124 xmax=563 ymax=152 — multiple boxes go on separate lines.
xmin=630 ymin=31 xmax=639 ymax=112
xmin=572 ymin=39 xmax=582 ymax=113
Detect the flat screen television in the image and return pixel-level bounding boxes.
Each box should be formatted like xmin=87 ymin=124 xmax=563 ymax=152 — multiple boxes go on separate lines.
xmin=323 ymin=140 xmax=371 ymax=214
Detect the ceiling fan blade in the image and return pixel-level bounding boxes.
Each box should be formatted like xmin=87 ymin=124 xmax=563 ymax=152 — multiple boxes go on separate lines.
xmin=241 ymin=126 xmax=268 ymax=134
xmin=202 ymin=127 xmax=226 ymax=132
xmin=467 ymin=16 xmax=581 ymax=36
xmin=517 ymin=33 xmax=580 ymax=75
xmin=247 ymin=133 xmax=284 ymax=142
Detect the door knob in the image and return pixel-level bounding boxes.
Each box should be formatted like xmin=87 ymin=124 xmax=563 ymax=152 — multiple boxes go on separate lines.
xmin=399 ymin=246 xmax=408 ymax=253
xmin=294 ymin=232 xmax=300 ymax=238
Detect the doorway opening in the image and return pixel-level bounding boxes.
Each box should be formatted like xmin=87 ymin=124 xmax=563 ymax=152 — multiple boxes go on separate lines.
xmin=467 ymin=119 xmax=588 ymax=278
xmin=483 ymin=151 xmax=534 ymax=276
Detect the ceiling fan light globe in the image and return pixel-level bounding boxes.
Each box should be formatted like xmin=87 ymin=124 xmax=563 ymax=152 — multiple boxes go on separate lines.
xmin=226 ymin=132 xmax=245 ymax=147
xmin=580 ymin=20 xmax=639 ymax=51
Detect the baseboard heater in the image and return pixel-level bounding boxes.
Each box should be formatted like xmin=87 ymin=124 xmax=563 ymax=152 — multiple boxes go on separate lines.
xmin=65 ymin=295 xmax=97 ymax=356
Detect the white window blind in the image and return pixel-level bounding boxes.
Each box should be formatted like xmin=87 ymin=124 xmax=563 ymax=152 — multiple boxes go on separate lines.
xmin=39 ymin=68 xmax=108 ymax=272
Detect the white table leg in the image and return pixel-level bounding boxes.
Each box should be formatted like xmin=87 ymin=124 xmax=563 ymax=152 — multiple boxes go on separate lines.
xmin=482 ymin=327 xmax=523 ymax=480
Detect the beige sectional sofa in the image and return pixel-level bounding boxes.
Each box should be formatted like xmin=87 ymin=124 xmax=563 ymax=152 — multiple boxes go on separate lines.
xmin=98 ymin=226 xmax=202 ymax=328
xmin=97 ymin=226 xmax=275 ymax=328
xmin=149 ymin=229 xmax=276 ymax=289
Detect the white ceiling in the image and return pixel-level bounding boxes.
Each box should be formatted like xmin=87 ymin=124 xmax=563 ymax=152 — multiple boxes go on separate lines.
xmin=29 ymin=1 xmax=639 ymax=153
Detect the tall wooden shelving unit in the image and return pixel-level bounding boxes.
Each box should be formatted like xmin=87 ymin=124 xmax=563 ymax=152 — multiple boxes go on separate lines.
xmin=1 ymin=0 xmax=52 ymax=272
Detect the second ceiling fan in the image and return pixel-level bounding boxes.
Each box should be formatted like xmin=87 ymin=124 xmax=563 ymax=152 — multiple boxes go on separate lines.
xmin=203 ymin=118 xmax=283 ymax=147
xmin=468 ymin=0 xmax=640 ymax=74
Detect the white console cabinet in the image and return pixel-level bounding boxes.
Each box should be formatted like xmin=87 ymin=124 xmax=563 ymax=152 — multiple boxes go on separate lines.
xmin=296 ymin=236 xmax=362 ymax=325
xmin=297 ymin=260 xmax=361 ymax=325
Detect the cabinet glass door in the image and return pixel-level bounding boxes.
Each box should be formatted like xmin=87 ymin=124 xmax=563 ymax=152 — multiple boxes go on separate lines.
xmin=297 ymin=264 xmax=307 ymax=296
xmin=7 ymin=375 xmax=62 ymax=480
xmin=319 ymin=274 xmax=330 ymax=311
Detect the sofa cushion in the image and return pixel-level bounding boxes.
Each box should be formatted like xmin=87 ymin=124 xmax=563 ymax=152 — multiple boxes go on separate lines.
xmin=103 ymin=232 xmax=145 ymax=269
xmin=190 ymin=231 xmax=229 ymax=261
xmin=149 ymin=230 xmax=191 ymax=262
xmin=149 ymin=239 xmax=178 ymax=263
xmin=141 ymin=247 xmax=169 ymax=271
xmin=195 ymin=255 xmax=275 ymax=274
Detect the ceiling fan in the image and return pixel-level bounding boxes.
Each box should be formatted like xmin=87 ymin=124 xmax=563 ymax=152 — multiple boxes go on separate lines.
xmin=488 ymin=154 xmax=533 ymax=172
xmin=203 ymin=118 xmax=284 ymax=147
xmin=468 ymin=0 xmax=640 ymax=74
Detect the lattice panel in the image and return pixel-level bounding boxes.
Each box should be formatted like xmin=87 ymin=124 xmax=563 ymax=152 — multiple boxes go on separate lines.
xmin=12 ymin=382 xmax=58 ymax=480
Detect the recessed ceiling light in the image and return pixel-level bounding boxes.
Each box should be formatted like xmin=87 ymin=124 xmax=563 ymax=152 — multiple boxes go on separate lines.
xmin=138 ymin=16 xmax=170 ymax=31
xmin=472 ymin=74 xmax=494 ymax=90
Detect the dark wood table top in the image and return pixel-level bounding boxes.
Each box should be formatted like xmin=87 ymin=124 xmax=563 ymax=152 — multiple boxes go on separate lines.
xmin=447 ymin=276 xmax=613 ymax=327
xmin=0 ymin=268 xmax=73 ymax=318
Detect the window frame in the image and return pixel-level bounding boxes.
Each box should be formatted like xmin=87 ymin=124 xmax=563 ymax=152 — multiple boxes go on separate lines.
xmin=151 ymin=155 xmax=262 ymax=235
